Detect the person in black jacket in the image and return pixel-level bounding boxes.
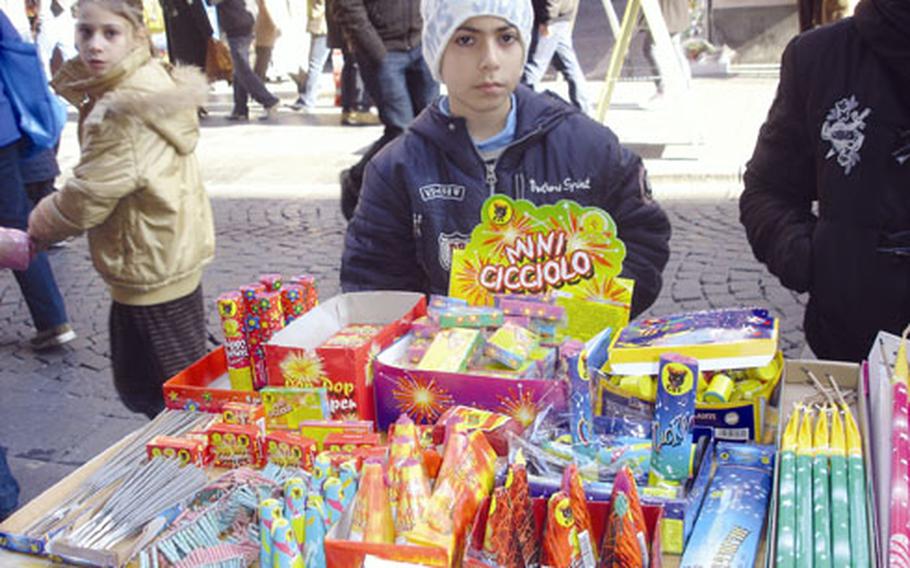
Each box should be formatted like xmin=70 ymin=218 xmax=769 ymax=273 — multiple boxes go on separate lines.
xmin=335 ymin=0 xmax=438 ymax=220
xmin=342 ymin=0 xmax=671 ymax=318
xmin=740 ymin=0 xmax=910 ymax=362
xmin=522 ymin=0 xmax=589 ymax=114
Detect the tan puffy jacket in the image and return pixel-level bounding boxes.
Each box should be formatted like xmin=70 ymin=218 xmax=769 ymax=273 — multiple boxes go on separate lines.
xmin=30 ymin=48 xmax=216 ymax=306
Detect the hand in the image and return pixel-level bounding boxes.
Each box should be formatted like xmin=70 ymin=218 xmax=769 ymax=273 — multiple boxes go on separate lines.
xmin=539 ymin=23 xmax=550 ymax=37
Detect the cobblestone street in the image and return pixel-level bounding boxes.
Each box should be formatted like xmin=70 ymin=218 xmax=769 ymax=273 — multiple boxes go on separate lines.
xmin=0 ymin=195 xmax=806 ymax=504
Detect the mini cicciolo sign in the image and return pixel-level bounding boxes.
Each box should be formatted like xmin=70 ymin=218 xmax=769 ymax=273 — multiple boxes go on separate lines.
xmin=448 ymin=195 xmax=634 ymax=340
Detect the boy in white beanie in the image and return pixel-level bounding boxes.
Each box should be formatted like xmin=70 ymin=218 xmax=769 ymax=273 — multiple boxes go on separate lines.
xmin=341 ymin=0 xmax=671 ymax=318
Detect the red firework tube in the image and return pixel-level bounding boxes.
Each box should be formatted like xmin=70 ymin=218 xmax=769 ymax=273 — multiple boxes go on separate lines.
xmin=216 ymin=291 xmax=253 ymax=391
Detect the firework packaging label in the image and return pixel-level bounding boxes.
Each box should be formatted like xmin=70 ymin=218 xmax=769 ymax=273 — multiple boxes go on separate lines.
xmin=266 ymin=292 xmax=426 ymax=421
xmin=323 ymin=432 xmax=381 ymax=453
xmin=650 ymin=353 xmax=698 ymax=485
xmin=417 ymin=328 xmax=484 ymax=373
xmin=261 ymin=387 xmax=331 ymax=431
xmin=679 ymin=442 xmax=775 ymax=568
xmin=448 ymin=195 xmax=633 ymax=341
xmin=221 ymin=401 xmax=264 ymax=426
xmin=299 ymin=420 xmax=374 ymax=451
xmin=216 ymin=291 xmax=255 ymax=391
xmin=146 ymin=435 xmax=207 ymax=466
xmin=430 ymin=405 xmax=523 ymax=457
xmin=264 ymin=431 xmax=317 ymax=470
xmin=483 ymin=322 xmax=540 ymax=370
xmin=607 ymin=308 xmax=780 ymax=377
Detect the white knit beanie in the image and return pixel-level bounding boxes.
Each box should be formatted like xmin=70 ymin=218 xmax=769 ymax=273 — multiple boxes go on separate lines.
xmin=421 ymin=0 xmax=535 ymax=82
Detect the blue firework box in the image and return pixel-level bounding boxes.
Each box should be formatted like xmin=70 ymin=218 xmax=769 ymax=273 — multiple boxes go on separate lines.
xmin=372 ymin=334 xmax=568 ymax=434
xmin=596 ymin=308 xmax=783 ymax=442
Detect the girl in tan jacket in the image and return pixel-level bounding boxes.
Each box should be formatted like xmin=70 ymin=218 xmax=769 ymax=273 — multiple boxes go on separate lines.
xmin=28 ymin=0 xmax=216 ymax=418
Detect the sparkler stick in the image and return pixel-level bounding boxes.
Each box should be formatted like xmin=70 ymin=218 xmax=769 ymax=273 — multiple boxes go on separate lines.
xmin=775 ymin=404 xmax=799 ymax=568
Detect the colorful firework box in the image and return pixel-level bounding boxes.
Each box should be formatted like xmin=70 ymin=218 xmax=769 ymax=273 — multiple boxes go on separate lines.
xmin=260 ymin=386 xmax=331 ymax=431
xmin=146 ymin=435 xmax=207 ymax=467
xmin=263 ymin=430 xmax=316 ymax=469
xmin=430 ymin=406 xmax=525 ymax=456
xmin=205 ymin=423 xmax=262 ymax=468
xmin=221 ymin=401 xmax=264 ymax=426
xmin=463 ymin=496 xmax=664 ymax=567
xmin=595 ymin=352 xmax=783 ymax=444
xmin=324 ymin=507 xmax=449 ymax=567
xmin=607 ymin=308 xmax=780 ymax=376
xmin=324 ymin=432 xmax=382 ymax=453
xmin=265 ymin=291 xmax=427 ymax=421
xmin=372 ymin=334 xmax=569 ymax=433
xmin=162 ymin=346 xmax=263 ymax=413
xmin=765 ymin=359 xmax=879 ymax=567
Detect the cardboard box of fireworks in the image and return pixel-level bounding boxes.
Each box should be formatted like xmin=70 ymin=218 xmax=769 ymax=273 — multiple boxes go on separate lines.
xmin=263 ymin=291 xmax=426 ymax=422
xmin=595 ymin=308 xmax=784 ymax=444
xmin=764 ymin=359 xmax=880 ymax=567
xmin=162 ymin=346 xmax=262 ymax=412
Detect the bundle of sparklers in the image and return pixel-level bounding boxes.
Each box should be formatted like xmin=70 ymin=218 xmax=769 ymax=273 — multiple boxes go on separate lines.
xmin=774 ymin=369 xmax=870 ymax=567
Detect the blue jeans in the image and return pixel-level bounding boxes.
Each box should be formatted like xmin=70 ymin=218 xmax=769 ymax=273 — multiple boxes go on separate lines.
xmin=0 ymin=142 xmax=68 ymax=332
xmin=227 ymin=34 xmax=279 ymax=115
xmin=522 ymin=20 xmax=591 ymax=114
xmin=0 ymin=446 xmax=18 ymax=520
xmin=300 ymin=34 xmax=331 ymax=108
xmin=357 ymin=44 xmax=438 ymax=139
xmin=340 ymin=44 xmax=370 ymax=113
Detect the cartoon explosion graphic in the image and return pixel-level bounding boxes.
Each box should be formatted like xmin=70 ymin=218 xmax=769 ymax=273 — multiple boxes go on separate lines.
xmin=575 ymin=275 xmax=633 ymax=305
xmin=497 ymin=387 xmax=541 ymax=427
xmin=390 ymin=373 xmax=454 ymax=424
xmin=280 ymin=351 xmax=326 ymax=388
xmin=450 ymin=250 xmax=495 ymax=306
xmin=477 ymin=211 xmax=540 ymax=258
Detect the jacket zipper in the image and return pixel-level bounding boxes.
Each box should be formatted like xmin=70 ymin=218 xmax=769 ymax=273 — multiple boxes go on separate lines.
xmin=477 ymin=126 xmax=543 ymax=198
xmin=485 ymin=162 xmax=497 ymax=196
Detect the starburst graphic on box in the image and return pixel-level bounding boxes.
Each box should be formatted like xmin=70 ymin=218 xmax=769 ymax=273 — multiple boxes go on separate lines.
xmin=390 ymin=372 xmax=454 ymax=424
xmin=497 ymin=387 xmax=541 ymax=427
xmin=449 ymin=250 xmax=495 ymax=306
xmin=280 ymin=351 xmax=326 ymax=388
xmin=477 ymin=210 xmax=540 ymax=257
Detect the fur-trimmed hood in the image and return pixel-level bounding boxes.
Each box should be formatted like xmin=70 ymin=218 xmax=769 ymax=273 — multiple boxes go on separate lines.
xmin=53 ymin=48 xmax=209 ymax=155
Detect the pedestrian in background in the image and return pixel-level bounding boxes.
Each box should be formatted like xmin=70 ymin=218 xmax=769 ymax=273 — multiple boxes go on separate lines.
xmin=34 ymin=0 xmax=78 ymax=77
xmin=334 ymin=0 xmax=438 ymax=220
xmin=342 ymin=0 xmax=671 ymax=318
xmin=252 ymin=0 xmax=277 ymax=80
xmin=0 ymin=9 xmax=75 ymax=350
xmin=289 ymin=0 xmax=329 ymax=111
xmin=740 ymin=0 xmax=910 ymax=361
xmin=522 ymin=0 xmax=590 ymax=115
xmin=28 ymin=0 xmax=216 ymax=418
xmin=159 ymin=0 xmax=213 ymax=71
xmin=643 ymin=0 xmax=690 ymax=106
xmin=324 ymin=0 xmax=376 ymax=125
xmin=210 ymin=0 xmax=280 ymax=120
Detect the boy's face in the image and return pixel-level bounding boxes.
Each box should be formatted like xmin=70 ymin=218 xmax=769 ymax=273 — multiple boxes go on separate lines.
xmin=76 ymin=2 xmax=141 ymax=76
xmin=440 ymin=16 xmax=524 ymax=119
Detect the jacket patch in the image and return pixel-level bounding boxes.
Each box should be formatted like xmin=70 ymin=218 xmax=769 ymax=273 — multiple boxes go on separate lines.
xmin=438 ymin=232 xmax=470 ymax=272
xmin=419 ymin=184 xmax=466 ymax=202
xmin=528 ymin=177 xmax=591 ymax=194
xmin=820 ymin=95 xmax=871 ymax=175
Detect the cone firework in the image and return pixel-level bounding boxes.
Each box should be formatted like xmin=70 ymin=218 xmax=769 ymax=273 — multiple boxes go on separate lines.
xmin=600 ymin=466 xmax=648 ymax=568
xmin=394 ymin=458 xmax=431 ymax=542
xmin=506 ymin=452 xmax=536 ymax=566
xmin=349 ymin=458 xmax=394 ymax=543
xmin=283 ymin=477 xmax=308 ymax=547
xmin=542 ymin=491 xmax=578 ymax=568
xmin=323 ymin=477 xmax=346 ymax=528
xmin=259 ymin=498 xmax=284 ymax=568
xmin=483 ymin=486 xmax=522 ymax=568
xmin=562 ymin=463 xmax=596 ymax=563
xmin=304 ymin=494 xmax=327 ymax=568
xmin=216 ymin=291 xmax=254 ymax=391
xmin=389 ymin=414 xmax=421 ymax=512
xmin=272 ymin=517 xmax=304 ymax=568
xmin=338 ymin=459 xmax=359 ymax=512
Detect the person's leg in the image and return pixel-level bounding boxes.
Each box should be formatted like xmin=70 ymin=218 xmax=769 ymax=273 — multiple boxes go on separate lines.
xmin=522 ymin=25 xmax=559 ymax=90
xmin=549 ymin=21 xmax=591 ymax=114
xmin=253 ymin=45 xmax=273 ymax=81
xmin=404 ymin=45 xmax=439 ymax=117
xmin=110 ymin=286 xmax=207 ymax=419
xmin=0 ymin=143 xmax=70 ymax=338
xmin=228 ymin=34 xmax=279 ymax=114
xmin=300 ymin=34 xmax=331 ymax=108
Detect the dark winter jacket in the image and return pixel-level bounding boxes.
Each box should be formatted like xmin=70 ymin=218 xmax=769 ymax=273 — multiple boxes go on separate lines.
xmin=333 ymin=0 xmax=422 ymax=65
xmin=740 ymin=0 xmax=910 ymax=362
xmin=533 ymin=0 xmax=578 ymax=25
xmin=211 ymin=0 xmax=254 ymax=38
xmin=341 ymin=85 xmax=671 ymax=319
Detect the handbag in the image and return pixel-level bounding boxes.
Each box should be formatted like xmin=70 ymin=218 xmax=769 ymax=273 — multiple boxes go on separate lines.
xmin=0 ymin=38 xmax=67 ymax=157
xmin=205 ymin=37 xmax=233 ymax=83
